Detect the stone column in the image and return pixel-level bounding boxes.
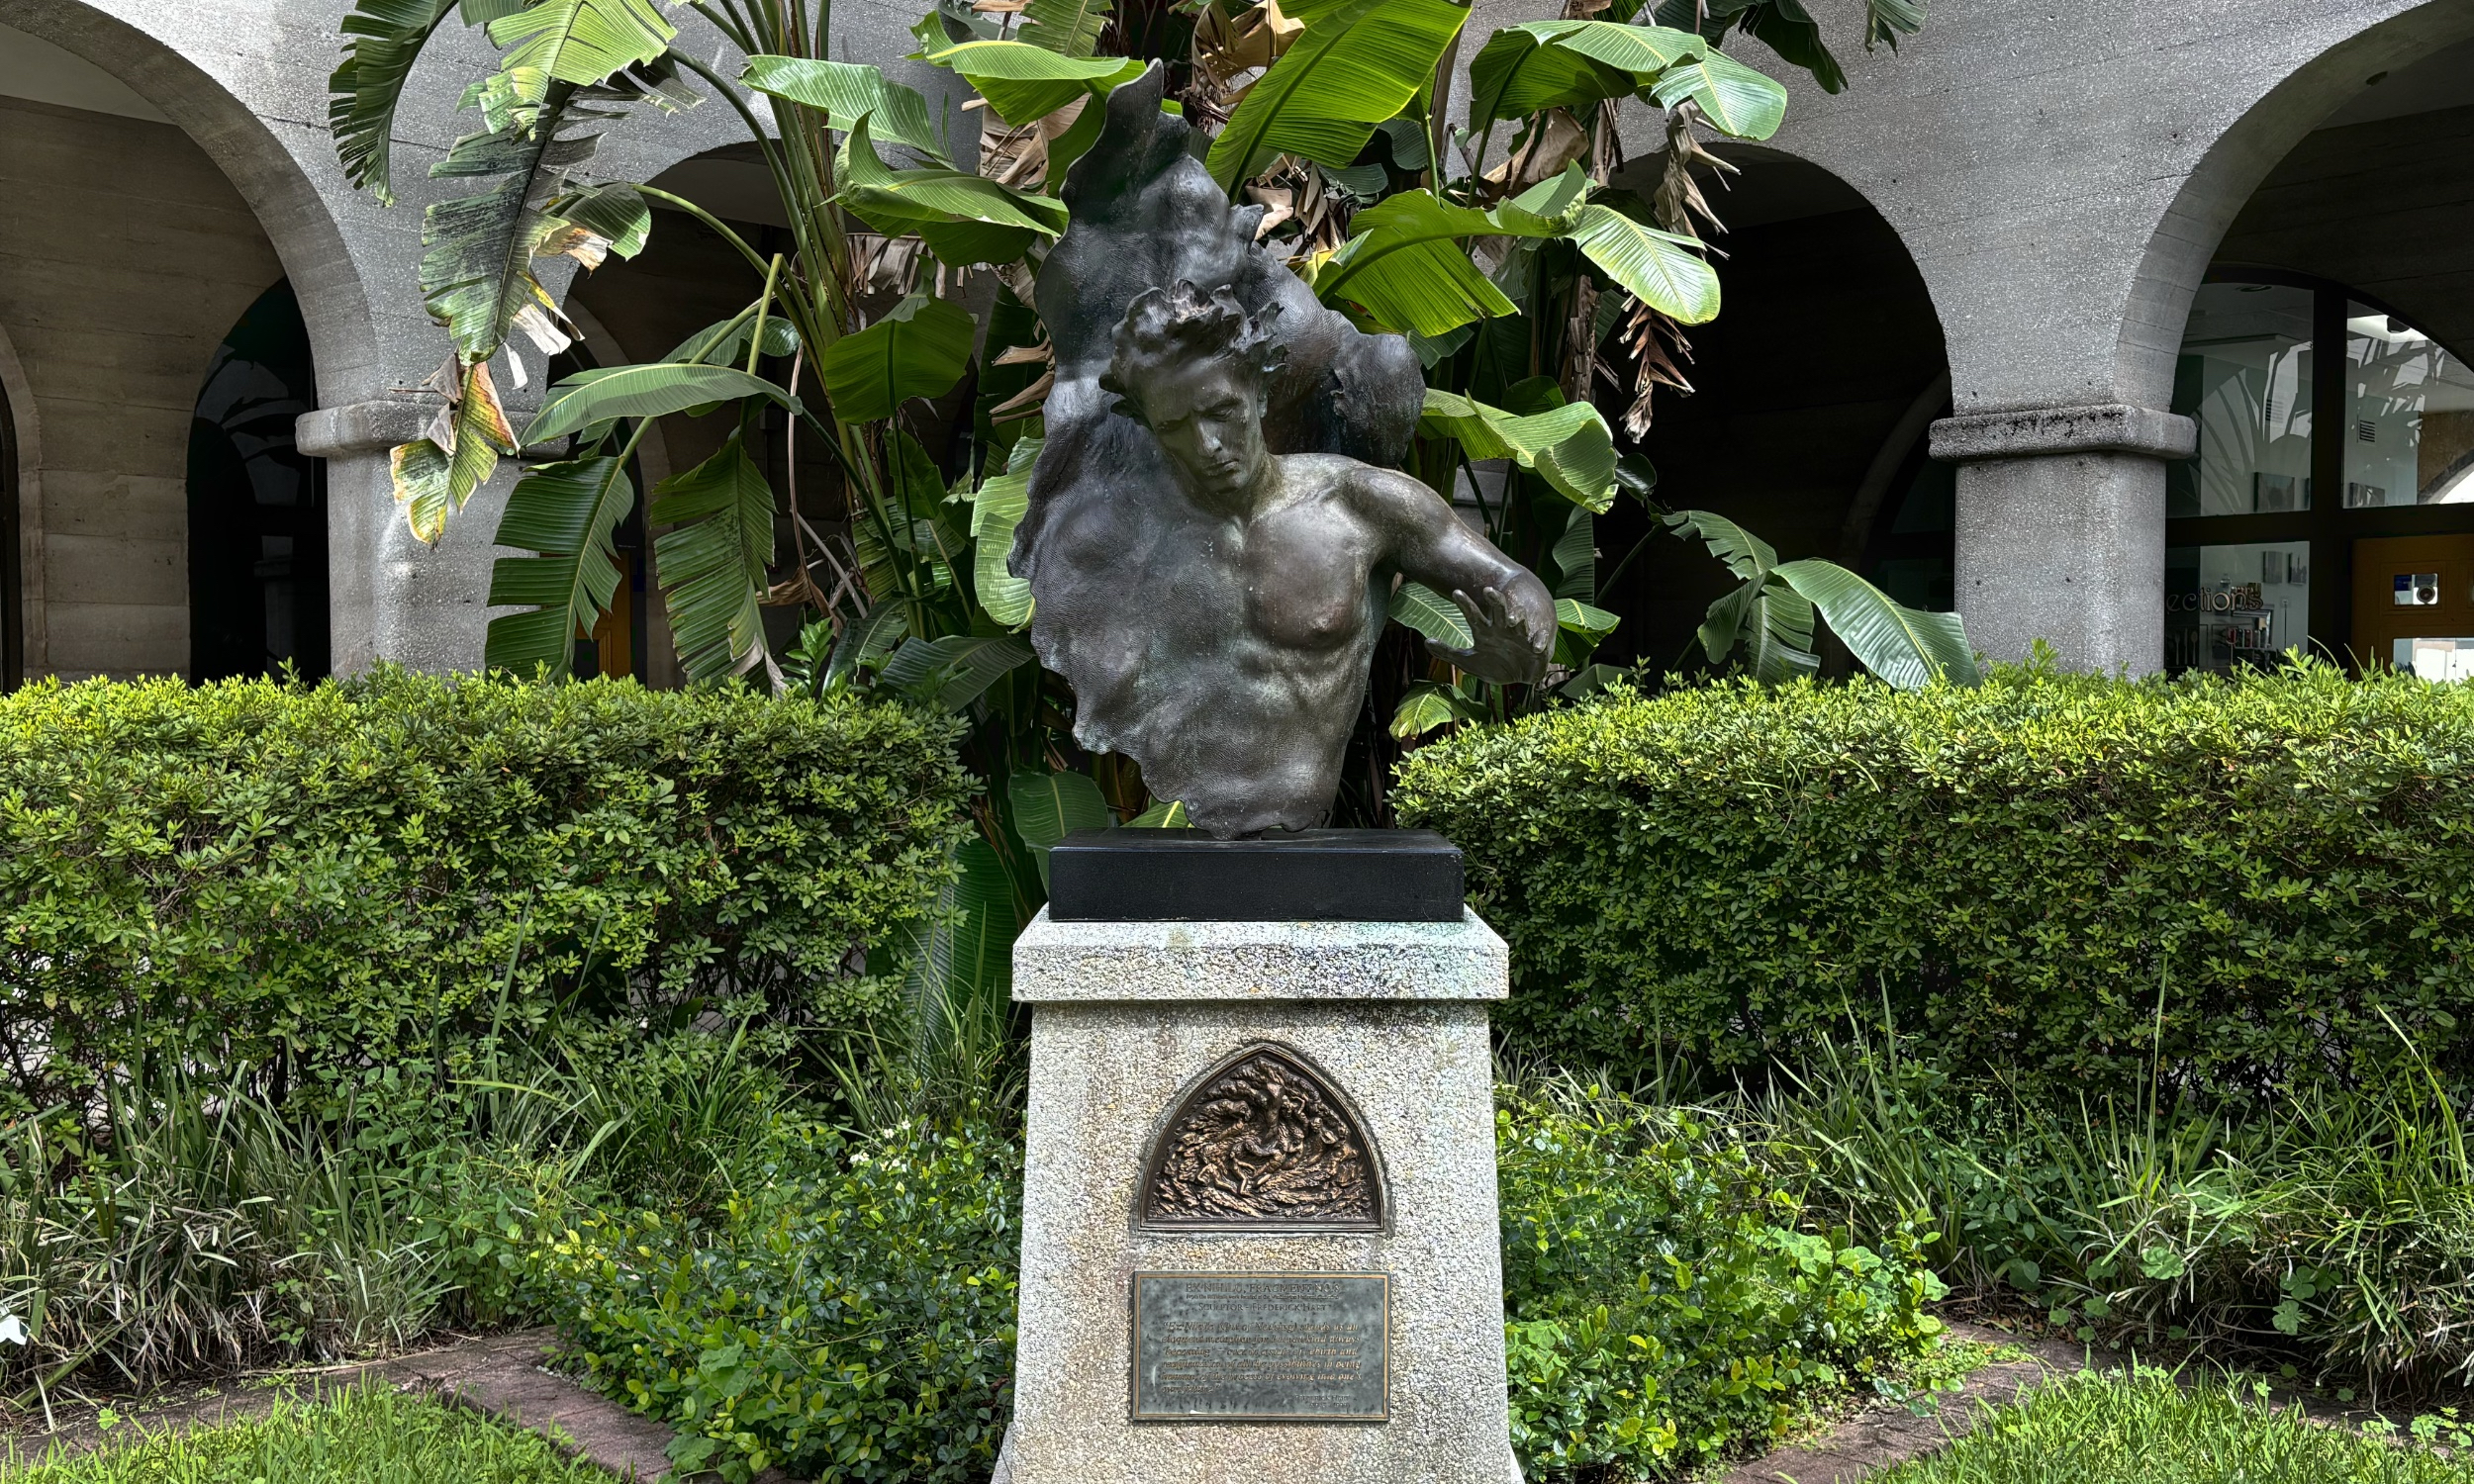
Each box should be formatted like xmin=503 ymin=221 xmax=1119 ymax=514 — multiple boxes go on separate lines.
xmin=1930 ymin=404 xmax=2196 ymax=677
xmin=1001 ymin=909 xmax=1520 ymax=1484
xmin=298 ymin=398 xmax=518 ymax=675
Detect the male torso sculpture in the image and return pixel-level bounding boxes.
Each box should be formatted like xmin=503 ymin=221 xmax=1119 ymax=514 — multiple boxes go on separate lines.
xmin=1014 ymin=68 xmax=1556 ymax=837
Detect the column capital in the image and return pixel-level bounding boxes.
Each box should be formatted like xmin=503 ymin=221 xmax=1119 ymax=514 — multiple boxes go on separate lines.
xmin=1930 ymin=403 xmax=2196 ymax=463
xmin=295 ymin=399 xmax=442 ymax=459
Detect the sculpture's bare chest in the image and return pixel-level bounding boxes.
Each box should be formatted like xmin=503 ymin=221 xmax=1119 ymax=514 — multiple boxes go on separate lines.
xmin=1222 ymin=497 xmax=1382 ymax=655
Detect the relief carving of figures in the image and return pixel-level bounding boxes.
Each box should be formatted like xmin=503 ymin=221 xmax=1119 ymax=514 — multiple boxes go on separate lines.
xmin=1142 ymin=1046 xmax=1382 ymax=1228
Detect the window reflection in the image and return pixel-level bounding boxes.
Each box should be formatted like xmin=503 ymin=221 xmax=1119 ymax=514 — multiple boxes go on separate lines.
xmin=2344 ymin=304 xmax=2474 ymax=507
xmin=2165 ymin=541 xmax=2308 ymax=674
xmin=2171 ymin=283 xmax=2316 ymax=518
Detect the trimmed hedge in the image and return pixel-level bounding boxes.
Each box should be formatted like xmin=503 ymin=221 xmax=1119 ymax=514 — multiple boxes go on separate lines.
xmin=0 ymin=670 xmax=971 ymax=1112
xmin=1395 ymin=661 xmax=2474 ymax=1105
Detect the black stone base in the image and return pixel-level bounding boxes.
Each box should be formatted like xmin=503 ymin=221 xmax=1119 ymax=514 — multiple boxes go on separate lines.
xmin=1045 ymin=829 xmax=1464 ymax=922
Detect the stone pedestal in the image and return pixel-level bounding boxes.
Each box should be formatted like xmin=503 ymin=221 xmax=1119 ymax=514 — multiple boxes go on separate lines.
xmin=998 ymin=909 xmax=1519 ymax=1484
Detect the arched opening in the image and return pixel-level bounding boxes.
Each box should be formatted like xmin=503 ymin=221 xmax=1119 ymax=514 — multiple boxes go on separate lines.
xmin=187 ymin=281 xmax=327 ymax=683
xmin=2 ymin=15 xmax=343 ymax=681
xmin=1595 ymin=149 xmax=1952 ymax=672
xmin=2161 ymin=34 xmax=2474 ymax=675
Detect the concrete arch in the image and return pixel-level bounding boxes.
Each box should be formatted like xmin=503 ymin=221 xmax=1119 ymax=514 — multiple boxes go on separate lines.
xmin=0 ymin=0 xmax=383 ymax=412
xmin=2117 ymin=0 xmax=2474 ymax=414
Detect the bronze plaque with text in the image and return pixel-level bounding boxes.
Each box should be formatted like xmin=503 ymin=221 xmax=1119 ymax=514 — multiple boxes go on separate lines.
xmin=1130 ymin=1272 xmax=1388 ymax=1423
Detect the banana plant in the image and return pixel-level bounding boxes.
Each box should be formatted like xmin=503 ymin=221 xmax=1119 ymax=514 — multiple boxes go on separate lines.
xmin=333 ymin=0 xmax=1941 ymax=1012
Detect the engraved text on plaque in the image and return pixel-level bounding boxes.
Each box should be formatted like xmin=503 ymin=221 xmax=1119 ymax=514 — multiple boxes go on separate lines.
xmin=1130 ymin=1272 xmax=1388 ymax=1423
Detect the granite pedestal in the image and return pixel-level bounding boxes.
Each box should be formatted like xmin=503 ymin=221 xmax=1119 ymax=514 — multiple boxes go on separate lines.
xmin=996 ymin=906 xmax=1521 ymax=1484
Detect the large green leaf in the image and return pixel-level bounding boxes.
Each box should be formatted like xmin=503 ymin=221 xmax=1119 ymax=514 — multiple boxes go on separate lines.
xmin=482 ymin=455 xmax=634 ymax=676
xmin=1205 ymin=0 xmax=1471 ymax=191
xmin=1419 ymin=389 xmax=1618 ymax=511
xmin=555 ymin=182 xmax=652 ymax=258
xmin=419 ymin=104 xmax=608 ymax=368
xmin=1006 ymin=770 xmax=1113 ymax=888
xmin=1313 ymin=170 xmax=1587 ymax=335
xmin=333 ymin=0 xmax=520 ymax=205
xmin=1570 ymin=203 xmax=1720 ymax=325
xmin=820 ymin=294 xmax=977 ymax=424
xmin=1650 ymin=46 xmax=1789 ymax=139
xmin=1549 ymin=506 xmax=1595 ymax=601
xmin=1665 ymin=509 xmax=1779 ymax=582
xmin=904 ymin=835 xmax=1019 ymax=1018
xmin=1126 ymin=798 xmax=1188 ymax=828
xmin=1465 ymin=19 xmax=1703 ymax=127
xmin=836 ymin=117 xmax=1069 ymax=264
xmin=918 ymin=39 xmax=1142 ymax=125
xmin=1773 ymin=559 xmax=1982 ymax=689
xmin=1389 ymin=580 xmax=1474 ymax=647
xmin=1694 ymin=576 xmax=1817 ymax=683
xmin=970 ymin=436 xmax=1041 ymax=629
xmin=1020 ymin=0 xmax=1112 ymax=57
xmin=390 ymin=359 xmax=516 ymax=541
xmin=1744 ymin=582 xmax=1820 ymax=684
xmin=524 ymin=363 xmax=795 ymax=445
xmin=1392 ymin=682 xmax=1482 ymax=739
xmin=741 ymin=55 xmax=954 ymax=163
xmin=826 ymin=601 xmax=911 ymax=689
xmin=1556 ymin=598 xmax=1620 ymax=639
xmin=663 ymin=311 xmax=800 ymax=368
xmin=879 ymin=634 xmax=1036 ymax=711
xmin=485 ymin=0 xmax=674 ymax=87
xmin=648 ymin=431 xmax=777 ymax=684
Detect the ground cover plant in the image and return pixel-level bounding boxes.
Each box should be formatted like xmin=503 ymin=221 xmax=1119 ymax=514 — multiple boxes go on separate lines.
xmin=525 ymin=1074 xmax=1956 ymax=1484
xmin=1867 ymin=1368 xmax=2474 ymax=1484
xmin=1496 ymin=1080 xmax=1950 ymax=1478
xmin=535 ymin=1112 xmax=1020 ymax=1484
xmin=0 ymin=1383 xmax=615 ymax=1484
xmin=1760 ymin=1032 xmax=2474 ymax=1407
xmin=1397 ymin=658 xmax=2474 ymax=1109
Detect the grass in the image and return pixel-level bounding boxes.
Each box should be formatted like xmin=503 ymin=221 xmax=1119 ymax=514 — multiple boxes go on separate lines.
xmin=0 ymin=1383 xmax=612 ymax=1482
xmin=1873 ymin=1369 xmax=2474 ymax=1484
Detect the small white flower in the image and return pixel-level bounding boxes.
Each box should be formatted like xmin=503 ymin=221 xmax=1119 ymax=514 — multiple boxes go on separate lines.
xmin=0 ymin=1313 xmax=29 ymax=1346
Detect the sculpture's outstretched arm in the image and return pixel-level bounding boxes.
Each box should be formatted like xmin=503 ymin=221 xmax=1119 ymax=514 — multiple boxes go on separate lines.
xmin=1352 ymin=468 xmax=1556 ymax=686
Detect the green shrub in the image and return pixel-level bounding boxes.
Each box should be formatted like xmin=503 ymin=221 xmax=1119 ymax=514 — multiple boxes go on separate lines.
xmin=1396 ymin=660 xmax=2474 ymax=1106
xmin=0 ymin=670 xmax=972 ymax=1113
xmin=533 ymin=1113 xmax=1021 ymax=1484
xmin=1497 ymin=1085 xmax=1948 ymax=1478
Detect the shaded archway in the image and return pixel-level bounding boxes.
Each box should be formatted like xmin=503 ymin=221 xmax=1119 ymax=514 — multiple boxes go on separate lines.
xmin=188 ymin=281 xmax=328 ymax=683
xmin=1596 ymin=147 xmax=1952 ymax=673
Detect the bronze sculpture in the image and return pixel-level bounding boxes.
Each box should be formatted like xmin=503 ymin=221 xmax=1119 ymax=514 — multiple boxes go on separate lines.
xmin=1014 ymin=65 xmax=1555 ymax=838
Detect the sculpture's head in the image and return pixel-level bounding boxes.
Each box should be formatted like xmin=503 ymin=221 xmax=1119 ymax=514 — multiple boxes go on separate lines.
xmin=1102 ymin=281 xmax=1285 ymax=507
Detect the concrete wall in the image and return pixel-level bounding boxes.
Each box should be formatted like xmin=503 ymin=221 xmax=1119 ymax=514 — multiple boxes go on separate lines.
xmin=0 ymin=91 xmax=283 ymax=679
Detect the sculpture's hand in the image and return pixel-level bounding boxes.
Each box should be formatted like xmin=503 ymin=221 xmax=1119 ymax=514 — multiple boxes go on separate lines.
xmin=1431 ymin=586 xmax=1551 ymax=685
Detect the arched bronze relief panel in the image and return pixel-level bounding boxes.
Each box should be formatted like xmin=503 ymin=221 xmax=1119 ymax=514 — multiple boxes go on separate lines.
xmin=1139 ymin=1043 xmax=1384 ymax=1232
